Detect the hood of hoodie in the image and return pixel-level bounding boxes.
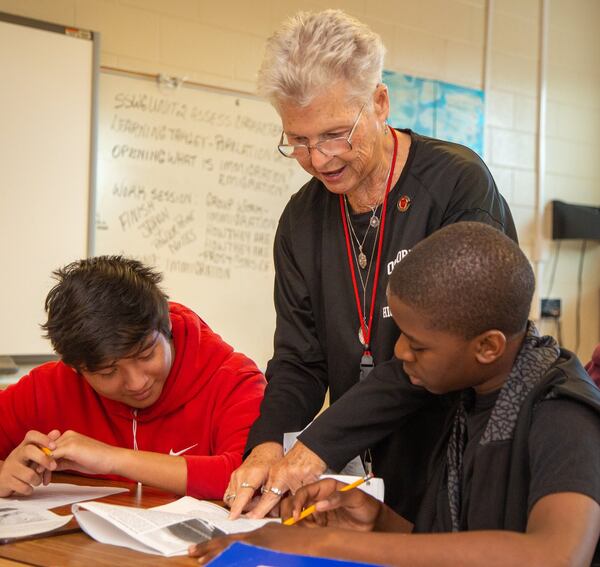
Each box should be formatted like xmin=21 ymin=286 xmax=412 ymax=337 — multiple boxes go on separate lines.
xmin=99 ymin=302 xmax=234 ymax=422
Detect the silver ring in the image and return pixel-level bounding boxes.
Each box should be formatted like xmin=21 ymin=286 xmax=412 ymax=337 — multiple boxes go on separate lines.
xmin=261 ymin=486 xmax=283 ymax=497
xmin=223 ymin=492 xmax=236 ymax=501
xmin=240 ymin=482 xmax=258 ymax=490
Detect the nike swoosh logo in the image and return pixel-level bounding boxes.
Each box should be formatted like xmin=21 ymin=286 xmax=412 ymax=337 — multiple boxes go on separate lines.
xmin=169 ymin=443 xmax=198 ymax=456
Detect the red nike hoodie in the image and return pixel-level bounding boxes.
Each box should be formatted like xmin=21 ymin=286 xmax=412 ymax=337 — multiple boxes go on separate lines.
xmin=0 ymin=303 xmax=266 ymax=498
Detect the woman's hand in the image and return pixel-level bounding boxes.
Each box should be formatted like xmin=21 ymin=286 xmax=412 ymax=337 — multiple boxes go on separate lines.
xmin=52 ymin=430 xmax=120 ymax=475
xmin=245 ymin=441 xmax=327 ymax=519
xmin=227 ymin=441 xmax=327 ymax=519
xmin=225 ymin=442 xmax=283 ymax=519
xmin=0 ymin=429 xmax=60 ymax=497
xmin=188 ymin=523 xmax=318 ymax=565
xmin=281 ymin=477 xmax=383 ymax=531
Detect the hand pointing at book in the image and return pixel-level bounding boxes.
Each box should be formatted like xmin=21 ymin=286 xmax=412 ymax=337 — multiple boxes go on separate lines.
xmin=226 ymin=441 xmax=326 ymax=519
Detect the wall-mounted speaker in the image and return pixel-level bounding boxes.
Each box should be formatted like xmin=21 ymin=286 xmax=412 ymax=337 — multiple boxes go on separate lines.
xmin=552 ymin=200 xmax=600 ymax=240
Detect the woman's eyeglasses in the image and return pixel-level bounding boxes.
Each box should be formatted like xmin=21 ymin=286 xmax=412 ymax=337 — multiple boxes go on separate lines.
xmin=277 ymin=104 xmax=365 ymax=159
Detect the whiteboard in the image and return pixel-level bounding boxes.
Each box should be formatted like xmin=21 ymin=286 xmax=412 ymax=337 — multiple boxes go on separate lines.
xmin=95 ymin=71 xmax=310 ymax=368
xmin=0 ymin=13 xmax=96 ymax=355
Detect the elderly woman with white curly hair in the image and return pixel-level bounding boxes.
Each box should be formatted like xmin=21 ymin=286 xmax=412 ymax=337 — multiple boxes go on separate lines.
xmin=225 ymin=9 xmax=517 ymax=519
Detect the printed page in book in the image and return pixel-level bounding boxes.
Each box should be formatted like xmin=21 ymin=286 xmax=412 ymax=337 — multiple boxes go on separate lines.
xmin=73 ymin=496 xmax=279 ymax=556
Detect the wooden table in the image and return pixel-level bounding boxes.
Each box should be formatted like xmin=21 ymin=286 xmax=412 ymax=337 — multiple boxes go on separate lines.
xmin=0 ymin=474 xmax=201 ymax=566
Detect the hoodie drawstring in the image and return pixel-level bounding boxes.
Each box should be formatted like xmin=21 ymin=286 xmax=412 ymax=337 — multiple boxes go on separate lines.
xmin=132 ymin=409 xmax=139 ymax=451
xmin=132 ymin=409 xmax=143 ymax=490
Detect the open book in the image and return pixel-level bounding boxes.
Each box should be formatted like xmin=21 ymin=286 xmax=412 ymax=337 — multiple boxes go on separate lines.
xmin=72 ymin=496 xmax=278 ymax=557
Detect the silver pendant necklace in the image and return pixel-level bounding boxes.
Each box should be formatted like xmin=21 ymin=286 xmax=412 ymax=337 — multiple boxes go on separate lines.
xmin=345 ymin=158 xmax=392 ymax=267
xmin=369 ymin=208 xmax=380 ymax=228
xmin=344 ymin=197 xmax=382 ymax=343
xmin=345 ymin=200 xmax=381 ymax=270
xmin=345 ymin=151 xmax=395 ymax=345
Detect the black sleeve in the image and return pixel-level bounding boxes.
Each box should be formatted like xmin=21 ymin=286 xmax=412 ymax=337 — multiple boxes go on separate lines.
xmin=245 ymin=206 xmax=328 ymax=452
xmin=297 ymin=360 xmax=440 ymax=471
xmin=528 ymin=398 xmax=600 ymax=512
xmin=436 ymin=155 xmax=518 ymax=243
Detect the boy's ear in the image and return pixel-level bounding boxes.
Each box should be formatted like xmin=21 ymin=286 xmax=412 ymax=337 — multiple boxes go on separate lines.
xmin=473 ymin=330 xmax=507 ymax=364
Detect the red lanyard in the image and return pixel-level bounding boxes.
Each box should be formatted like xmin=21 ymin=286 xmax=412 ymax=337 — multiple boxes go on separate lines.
xmin=339 ymin=127 xmax=398 ymax=358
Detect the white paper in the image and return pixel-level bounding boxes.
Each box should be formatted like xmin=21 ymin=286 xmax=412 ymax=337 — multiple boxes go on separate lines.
xmin=282 ymin=430 xmax=300 ymax=455
xmin=73 ymin=497 xmax=280 ymax=557
xmin=73 ymin=508 xmax=157 ymax=555
xmin=152 ymin=496 xmax=229 ymax=518
xmin=0 ymin=507 xmax=72 ymax=540
xmin=0 ymin=482 xmax=128 ymax=510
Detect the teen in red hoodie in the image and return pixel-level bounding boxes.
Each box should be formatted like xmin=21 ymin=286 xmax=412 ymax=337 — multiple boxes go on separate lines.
xmin=0 ymin=257 xmax=265 ymax=499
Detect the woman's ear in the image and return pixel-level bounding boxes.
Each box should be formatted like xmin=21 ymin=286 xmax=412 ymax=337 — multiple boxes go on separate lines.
xmin=372 ymin=82 xmax=389 ymax=122
xmin=473 ymin=330 xmax=507 ymax=365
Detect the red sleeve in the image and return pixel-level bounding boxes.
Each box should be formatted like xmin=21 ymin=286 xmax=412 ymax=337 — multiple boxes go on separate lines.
xmin=0 ymin=373 xmax=40 ymax=460
xmin=183 ymin=361 xmax=265 ymax=499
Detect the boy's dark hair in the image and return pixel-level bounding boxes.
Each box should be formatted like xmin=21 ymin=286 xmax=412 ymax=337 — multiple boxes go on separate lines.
xmin=388 ymin=222 xmax=534 ymax=339
xmin=42 ymin=256 xmax=170 ymax=372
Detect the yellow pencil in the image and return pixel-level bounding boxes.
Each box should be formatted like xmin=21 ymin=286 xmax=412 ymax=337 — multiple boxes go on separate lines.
xmin=41 ymin=446 xmax=53 ymax=456
xmin=283 ymin=473 xmax=374 ymax=526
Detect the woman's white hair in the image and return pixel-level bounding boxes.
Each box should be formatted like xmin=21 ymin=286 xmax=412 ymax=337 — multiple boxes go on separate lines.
xmin=257 ymin=10 xmax=386 ymax=108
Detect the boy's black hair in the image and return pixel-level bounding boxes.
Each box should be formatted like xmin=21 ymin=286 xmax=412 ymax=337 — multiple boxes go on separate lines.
xmin=388 ymin=222 xmax=534 ymax=339
xmin=42 ymin=256 xmax=170 ymax=372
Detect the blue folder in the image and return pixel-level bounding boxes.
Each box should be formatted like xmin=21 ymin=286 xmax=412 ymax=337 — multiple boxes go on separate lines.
xmin=206 ymin=541 xmax=385 ymax=566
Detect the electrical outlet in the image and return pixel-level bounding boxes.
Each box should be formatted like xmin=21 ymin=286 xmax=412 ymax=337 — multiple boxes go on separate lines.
xmin=541 ymin=298 xmax=561 ymax=318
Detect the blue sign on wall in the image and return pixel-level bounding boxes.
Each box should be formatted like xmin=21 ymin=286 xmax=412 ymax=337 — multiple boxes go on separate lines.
xmin=383 ymin=70 xmax=484 ymax=156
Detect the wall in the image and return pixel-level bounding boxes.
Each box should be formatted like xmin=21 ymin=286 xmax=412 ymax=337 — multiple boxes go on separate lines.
xmin=541 ymin=0 xmax=600 ymax=357
xmin=0 ymin=0 xmax=598 ymax=360
xmin=485 ymin=0 xmax=600 ymax=359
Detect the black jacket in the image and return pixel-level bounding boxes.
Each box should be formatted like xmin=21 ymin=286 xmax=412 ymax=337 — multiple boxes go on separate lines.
xmin=247 ymin=130 xmax=516 ymax=454
xmin=414 ymin=351 xmax=600 ymax=563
